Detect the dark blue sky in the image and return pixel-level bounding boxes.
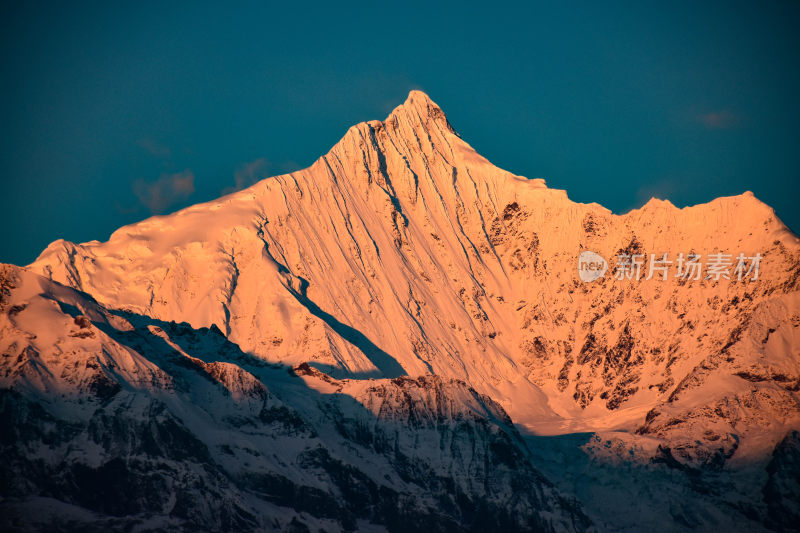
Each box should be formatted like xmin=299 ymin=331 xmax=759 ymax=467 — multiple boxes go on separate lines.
xmin=2 ymin=1 xmax=798 ymax=266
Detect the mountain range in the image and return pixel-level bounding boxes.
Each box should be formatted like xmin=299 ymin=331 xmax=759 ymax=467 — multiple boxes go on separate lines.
xmin=2 ymin=91 xmax=799 ymax=532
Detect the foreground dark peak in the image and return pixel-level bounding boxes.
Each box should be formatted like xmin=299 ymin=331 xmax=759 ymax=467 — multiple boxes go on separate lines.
xmin=0 ymin=263 xmax=592 ymax=532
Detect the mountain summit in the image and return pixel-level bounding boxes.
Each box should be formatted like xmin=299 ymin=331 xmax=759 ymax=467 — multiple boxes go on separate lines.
xmin=5 ymin=91 xmax=800 ymax=531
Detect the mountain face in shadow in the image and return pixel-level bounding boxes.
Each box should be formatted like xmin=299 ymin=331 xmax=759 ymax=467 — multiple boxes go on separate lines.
xmin=0 ymin=264 xmax=590 ymax=532
xmin=3 ymin=91 xmax=800 ymax=531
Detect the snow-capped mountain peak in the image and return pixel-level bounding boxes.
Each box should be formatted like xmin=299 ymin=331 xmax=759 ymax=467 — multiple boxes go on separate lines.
xmin=6 ymin=90 xmax=800 ymax=531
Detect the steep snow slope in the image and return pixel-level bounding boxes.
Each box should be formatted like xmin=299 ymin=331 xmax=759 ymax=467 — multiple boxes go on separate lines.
xmin=0 ymin=264 xmax=590 ymax=532
xmin=29 ymin=91 xmax=800 ymax=438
